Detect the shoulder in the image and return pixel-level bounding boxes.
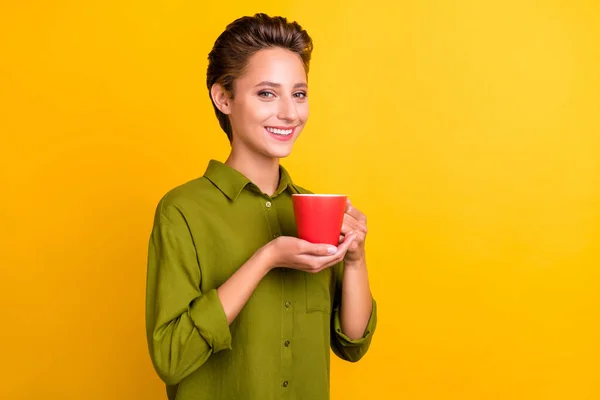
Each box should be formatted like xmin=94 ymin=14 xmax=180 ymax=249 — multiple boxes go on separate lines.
xmin=152 ymin=176 xmax=217 ymax=225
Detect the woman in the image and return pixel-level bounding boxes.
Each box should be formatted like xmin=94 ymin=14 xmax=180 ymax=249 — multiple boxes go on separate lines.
xmin=145 ymin=13 xmax=377 ymax=400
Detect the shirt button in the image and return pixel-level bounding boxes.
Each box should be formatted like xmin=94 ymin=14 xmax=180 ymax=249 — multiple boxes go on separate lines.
xmin=284 ymin=340 xmax=290 ymax=347
xmin=282 ymin=381 xmax=289 ymax=388
xmin=285 ymin=301 xmax=291 ymax=308
xmin=265 ymin=201 xmax=272 ymax=208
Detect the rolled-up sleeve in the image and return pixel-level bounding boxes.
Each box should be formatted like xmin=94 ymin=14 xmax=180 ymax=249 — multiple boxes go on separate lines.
xmin=146 ymin=201 xmax=231 ymax=386
xmin=188 ymin=289 xmax=232 ymax=352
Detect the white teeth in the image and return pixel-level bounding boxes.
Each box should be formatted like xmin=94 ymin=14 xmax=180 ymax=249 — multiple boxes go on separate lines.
xmin=266 ymin=127 xmax=293 ymax=135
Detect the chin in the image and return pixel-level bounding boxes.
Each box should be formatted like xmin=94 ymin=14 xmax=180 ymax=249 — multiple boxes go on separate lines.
xmin=263 ymin=138 xmax=297 ymax=159
xmin=265 ymin=147 xmax=294 ymax=159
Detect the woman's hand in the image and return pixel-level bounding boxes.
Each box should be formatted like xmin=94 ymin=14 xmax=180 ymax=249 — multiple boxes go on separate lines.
xmin=263 ymin=233 xmax=356 ymax=274
xmin=339 ymin=199 xmax=368 ymax=264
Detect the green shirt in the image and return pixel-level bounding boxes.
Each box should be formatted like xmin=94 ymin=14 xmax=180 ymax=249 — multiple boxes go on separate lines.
xmin=145 ymin=159 xmax=377 ymax=400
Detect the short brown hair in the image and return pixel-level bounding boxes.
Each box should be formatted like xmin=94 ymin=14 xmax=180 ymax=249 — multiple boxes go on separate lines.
xmin=206 ymin=13 xmax=313 ymax=142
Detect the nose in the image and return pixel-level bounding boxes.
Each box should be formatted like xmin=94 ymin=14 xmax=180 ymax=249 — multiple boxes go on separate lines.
xmin=277 ymin=97 xmax=298 ymax=122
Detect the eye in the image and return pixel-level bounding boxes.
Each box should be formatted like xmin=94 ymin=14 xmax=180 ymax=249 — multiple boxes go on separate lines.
xmin=258 ymin=91 xmax=275 ymax=98
xmin=294 ymin=91 xmax=308 ymax=99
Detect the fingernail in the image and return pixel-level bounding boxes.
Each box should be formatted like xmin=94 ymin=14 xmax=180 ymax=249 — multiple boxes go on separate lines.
xmin=327 ymin=246 xmax=337 ymax=255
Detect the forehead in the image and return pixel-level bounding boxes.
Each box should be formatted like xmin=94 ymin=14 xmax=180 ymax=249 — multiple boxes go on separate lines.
xmin=238 ymin=47 xmax=307 ymax=85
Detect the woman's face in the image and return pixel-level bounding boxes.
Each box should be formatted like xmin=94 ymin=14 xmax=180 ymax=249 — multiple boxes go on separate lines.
xmin=222 ymin=47 xmax=309 ymax=160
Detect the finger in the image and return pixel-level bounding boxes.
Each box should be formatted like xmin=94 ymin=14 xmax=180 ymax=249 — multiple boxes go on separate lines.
xmin=298 ymin=239 xmax=338 ymax=256
xmin=303 ymin=254 xmax=340 ymax=273
xmin=346 ymin=208 xmax=366 ymax=225
xmin=319 ymin=236 xmax=356 ymax=270
xmin=315 ymin=245 xmax=353 ymax=271
xmin=345 ymin=199 xmax=366 ymax=223
xmin=341 ymin=215 xmax=362 ymax=235
xmin=300 ymin=254 xmax=335 ymax=270
xmin=318 ymin=258 xmax=343 ymax=272
xmin=341 ymin=222 xmax=351 ymax=235
xmin=305 ymin=235 xmax=355 ymax=270
xmin=336 ymin=232 xmax=357 ymax=255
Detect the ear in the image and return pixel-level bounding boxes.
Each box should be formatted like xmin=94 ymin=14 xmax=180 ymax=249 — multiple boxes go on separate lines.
xmin=210 ymin=83 xmax=232 ymax=115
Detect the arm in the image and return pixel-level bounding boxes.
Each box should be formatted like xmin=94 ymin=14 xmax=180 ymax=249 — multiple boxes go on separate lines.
xmin=145 ymin=203 xmax=273 ymax=386
xmin=340 ymin=257 xmax=373 ymax=339
xmin=330 ymin=260 xmax=378 ymax=362
xmin=330 ymin=199 xmax=377 ymax=361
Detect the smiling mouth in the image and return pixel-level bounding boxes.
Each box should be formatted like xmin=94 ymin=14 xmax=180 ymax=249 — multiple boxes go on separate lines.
xmin=265 ymin=126 xmax=294 ymax=136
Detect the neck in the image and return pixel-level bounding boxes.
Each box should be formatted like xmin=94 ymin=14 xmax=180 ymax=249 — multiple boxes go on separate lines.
xmin=225 ymin=146 xmax=280 ymax=196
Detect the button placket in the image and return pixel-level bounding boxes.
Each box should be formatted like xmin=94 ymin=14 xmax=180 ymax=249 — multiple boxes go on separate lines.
xmin=280 ymin=222 xmax=293 ymax=398
xmin=262 ymin=197 xmax=281 ymax=241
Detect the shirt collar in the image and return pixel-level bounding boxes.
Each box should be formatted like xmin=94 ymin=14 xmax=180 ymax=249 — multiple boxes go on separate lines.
xmin=203 ymin=159 xmax=300 ymax=201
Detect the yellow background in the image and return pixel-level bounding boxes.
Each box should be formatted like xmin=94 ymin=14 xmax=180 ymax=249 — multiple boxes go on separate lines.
xmin=1 ymin=1 xmax=599 ymax=399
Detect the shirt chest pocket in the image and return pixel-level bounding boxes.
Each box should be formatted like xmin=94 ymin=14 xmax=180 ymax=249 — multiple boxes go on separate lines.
xmin=304 ymin=268 xmax=334 ymax=314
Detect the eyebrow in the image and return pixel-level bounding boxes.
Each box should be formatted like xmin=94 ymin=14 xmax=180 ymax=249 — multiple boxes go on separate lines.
xmin=255 ymin=81 xmax=308 ymax=89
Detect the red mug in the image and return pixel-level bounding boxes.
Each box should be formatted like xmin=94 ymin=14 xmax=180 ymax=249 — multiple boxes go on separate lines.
xmin=292 ymin=194 xmax=347 ymax=246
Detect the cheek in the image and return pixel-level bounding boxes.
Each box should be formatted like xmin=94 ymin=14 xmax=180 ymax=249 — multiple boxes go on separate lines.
xmin=253 ymin=104 xmax=278 ymax=126
xmin=233 ymin=98 xmax=272 ymax=125
xmin=298 ymin=102 xmax=310 ymax=123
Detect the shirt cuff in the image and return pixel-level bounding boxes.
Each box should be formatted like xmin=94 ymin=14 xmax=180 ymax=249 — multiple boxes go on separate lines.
xmin=332 ymin=297 xmax=377 ymax=346
xmin=189 ymin=288 xmax=232 ymax=353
